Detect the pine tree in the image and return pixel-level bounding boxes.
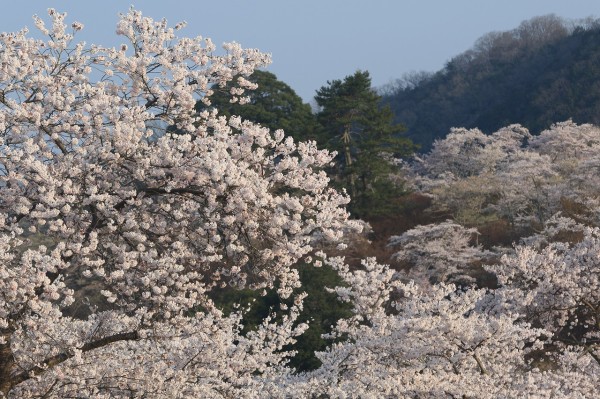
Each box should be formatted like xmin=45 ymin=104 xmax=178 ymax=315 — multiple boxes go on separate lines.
xmin=315 ymin=70 xmax=414 ymax=218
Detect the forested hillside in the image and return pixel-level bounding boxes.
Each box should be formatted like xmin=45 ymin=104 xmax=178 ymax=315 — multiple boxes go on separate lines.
xmin=383 ymin=15 xmax=600 ymax=150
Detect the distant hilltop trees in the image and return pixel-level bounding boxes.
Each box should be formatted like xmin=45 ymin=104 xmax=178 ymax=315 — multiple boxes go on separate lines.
xmin=382 ymin=14 xmax=600 ymax=150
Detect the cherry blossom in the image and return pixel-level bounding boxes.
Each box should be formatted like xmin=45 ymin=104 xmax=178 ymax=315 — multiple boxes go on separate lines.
xmin=388 ymin=220 xmax=492 ymax=286
xmin=0 ymin=9 xmax=357 ymax=397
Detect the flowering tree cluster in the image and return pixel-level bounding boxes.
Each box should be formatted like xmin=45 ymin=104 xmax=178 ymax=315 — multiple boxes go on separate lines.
xmin=295 ymin=252 xmax=599 ymax=398
xmin=489 ymin=218 xmax=600 ymax=369
xmin=407 ymin=122 xmax=600 ymax=227
xmin=1 ymin=9 xmax=600 ymax=399
xmin=388 ymin=220 xmax=492 ymax=286
xmin=0 ymin=9 xmax=358 ymax=397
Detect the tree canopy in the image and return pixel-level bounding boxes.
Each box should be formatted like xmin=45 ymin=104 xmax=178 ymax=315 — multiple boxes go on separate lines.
xmin=315 ymin=70 xmax=414 ymax=218
xmin=0 ymin=9 xmax=358 ymax=396
xmin=384 ymin=15 xmax=600 ymax=150
xmin=198 ymin=70 xmax=318 ymax=142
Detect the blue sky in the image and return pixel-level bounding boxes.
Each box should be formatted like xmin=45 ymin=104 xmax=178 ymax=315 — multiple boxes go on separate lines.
xmin=2 ymin=1 xmax=600 ymax=102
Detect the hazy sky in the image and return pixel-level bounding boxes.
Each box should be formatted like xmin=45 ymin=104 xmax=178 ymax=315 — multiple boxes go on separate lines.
xmin=2 ymin=1 xmax=600 ymax=101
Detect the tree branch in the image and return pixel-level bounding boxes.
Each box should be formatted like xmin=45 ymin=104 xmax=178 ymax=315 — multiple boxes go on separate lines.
xmin=473 ymin=353 xmax=487 ymax=375
xmin=4 ymin=331 xmax=140 ymax=396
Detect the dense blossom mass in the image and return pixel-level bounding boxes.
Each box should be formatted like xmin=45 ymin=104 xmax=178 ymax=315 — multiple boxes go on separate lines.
xmin=0 ymin=9 xmax=357 ymax=397
xmin=0 ymin=9 xmax=599 ymax=399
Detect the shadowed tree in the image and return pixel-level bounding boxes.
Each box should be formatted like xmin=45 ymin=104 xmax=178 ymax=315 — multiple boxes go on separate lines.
xmin=197 ymin=70 xmax=318 ymax=142
xmin=315 ymin=70 xmax=414 ymax=218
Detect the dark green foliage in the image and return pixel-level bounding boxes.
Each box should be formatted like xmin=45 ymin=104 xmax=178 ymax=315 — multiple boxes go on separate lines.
xmin=285 ymin=264 xmax=354 ymax=371
xmin=315 ymin=70 xmax=414 ymax=218
xmin=209 ymin=263 xmax=353 ymax=372
xmin=383 ymin=15 xmax=600 ymax=150
xmin=198 ymin=70 xmax=319 ymax=142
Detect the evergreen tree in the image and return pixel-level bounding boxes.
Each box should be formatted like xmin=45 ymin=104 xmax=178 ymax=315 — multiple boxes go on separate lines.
xmin=198 ymin=70 xmax=318 ymax=142
xmin=315 ymin=70 xmax=414 ymax=218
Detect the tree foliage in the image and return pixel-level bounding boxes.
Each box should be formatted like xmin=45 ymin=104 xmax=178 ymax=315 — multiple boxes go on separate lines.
xmin=0 ymin=10 xmax=358 ymax=397
xmin=407 ymin=121 xmax=600 ymax=230
xmin=384 ymin=15 xmax=600 ymax=150
xmin=389 ymin=220 xmax=492 ymax=285
xmin=196 ymin=70 xmax=318 ymax=143
xmin=315 ymin=70 xmax=414 ymax=218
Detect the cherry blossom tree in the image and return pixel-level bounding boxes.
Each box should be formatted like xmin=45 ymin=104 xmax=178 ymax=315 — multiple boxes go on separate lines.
xmin=409 ymin=124 xmax=567 ymax=226
xmin=290 ymin=256 xmax=599 ymax=398
xmin=489 ymin=218 xmax=600 ymax=372
xmin=388 ymin=220 xmax=492 ymax=286
xmin=409 ymin=122 xmax=600 ymax=228
xmin=529 ymin=120 xmax=600 ymax=224
xmin=0 ymin=9 xmax=357 ymax=397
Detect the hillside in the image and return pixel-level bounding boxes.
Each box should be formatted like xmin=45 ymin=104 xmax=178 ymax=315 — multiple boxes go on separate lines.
xmin=383 ymin=15 xmax=600 ymax=150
